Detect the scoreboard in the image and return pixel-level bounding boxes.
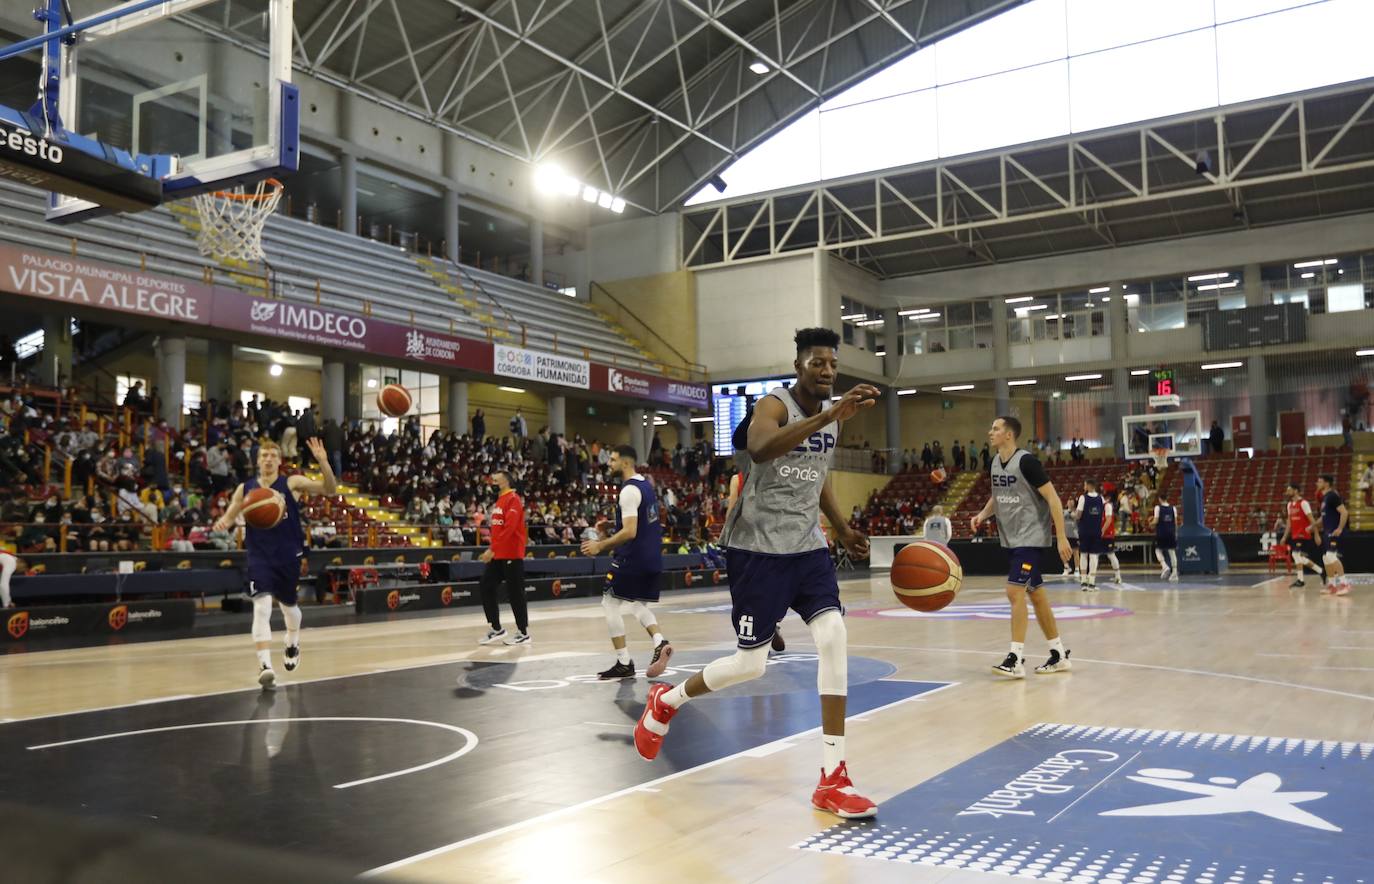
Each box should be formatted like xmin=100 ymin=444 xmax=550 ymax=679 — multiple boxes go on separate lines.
xmin=1149 ymin=367 xmax=1180 ymax=408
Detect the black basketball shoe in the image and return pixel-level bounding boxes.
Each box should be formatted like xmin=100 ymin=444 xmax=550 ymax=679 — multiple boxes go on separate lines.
xmin=598 ymin=660 xmax=636 ymax=680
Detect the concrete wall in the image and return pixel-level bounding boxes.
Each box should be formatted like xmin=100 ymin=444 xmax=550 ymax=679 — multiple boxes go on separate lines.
xmin=879 ymin=213 xmax=1374 ymax=305
xmin=594 ymin=270 xmax=698 ymax=365
xmin=588 ymin=213 xmax=682 ymax=283
xmin=695 ymin=254 xmax=820 ymax=378
xmin=83 ymin=352 xmax=321 ymax=411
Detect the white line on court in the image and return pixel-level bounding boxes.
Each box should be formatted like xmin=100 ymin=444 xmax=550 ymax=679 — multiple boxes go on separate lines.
xmin=1047 ymin=750 xmax=1141 ymax=824
xmin=848 ymin=642 xmax=1374 ymax=704
xmin=0 ymin=650 xmax=593 ymax=726
xmin=359 ymin=690 xmax=934 ymax=878
xmin=27 ymin=717 xmax=479 ymax=789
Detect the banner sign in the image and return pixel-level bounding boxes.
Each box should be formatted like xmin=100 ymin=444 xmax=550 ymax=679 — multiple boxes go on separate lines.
xmin=353 ymin=582 xmax=476 ymax=614
xmin=0 ymin=244 xmax=212 ymax=323
xmin=3 ymin=599 xmax=196 ymax=642
xmin=593 ymin=364 xmax=710 ymax=409
xmin=211 ymin=287 xmax=492 ymax=372
xmin=0 ymin=244 xmax=707 ymax=408
xmin=494 ymin=344 xmax=590 ymax=389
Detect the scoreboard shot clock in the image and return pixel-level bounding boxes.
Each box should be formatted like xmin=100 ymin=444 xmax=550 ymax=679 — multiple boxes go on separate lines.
xmin=1149 ymin=367 xmax=1180 ymax=408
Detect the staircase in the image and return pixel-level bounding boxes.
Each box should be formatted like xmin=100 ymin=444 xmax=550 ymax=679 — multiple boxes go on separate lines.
xmin=937 ymin=470 xmax=980 ymax=513
xmin=412 ymin=256 xmax=513 ymax=342
xmin=586 ymin=303 xmax=657 ymax=363
xmin=166 ymin=202 xmax=272 ymax=295
xmin=301 ymin=470 xmax=436 ymax=548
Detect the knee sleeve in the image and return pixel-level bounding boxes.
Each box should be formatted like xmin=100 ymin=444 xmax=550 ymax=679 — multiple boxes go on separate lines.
xmin=701 ymin=645 xmax=769 ymax=692
xmin=251 ymin=593 xmax=273 ymax=643
xmin=280 ymin=602 xmax=302 ymax=634
xmin=1323 ymin=551 xmax=1340 ymax=566
xmin=627 ymin=600 xmax=656 ymax=630
xmin=807 ymin=610 xmax=848 ymax=696
xmin=601 ymin=593 xmax=626 ymax=638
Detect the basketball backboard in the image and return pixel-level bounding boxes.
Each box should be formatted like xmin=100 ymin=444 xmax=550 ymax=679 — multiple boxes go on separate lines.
xmin=0 ymin=0 xmax=297 ymax=222
xmin=1122 ymin=410 xmax=1203 ymax=461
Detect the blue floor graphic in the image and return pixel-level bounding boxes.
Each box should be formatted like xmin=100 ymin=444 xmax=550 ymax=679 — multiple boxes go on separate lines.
xmin=798 ymin=723 xmax=1374 ymax=883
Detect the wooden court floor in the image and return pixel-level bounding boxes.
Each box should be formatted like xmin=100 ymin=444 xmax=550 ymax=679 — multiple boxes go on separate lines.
xmin=2 ymin=569 xmax=1372 ymax=883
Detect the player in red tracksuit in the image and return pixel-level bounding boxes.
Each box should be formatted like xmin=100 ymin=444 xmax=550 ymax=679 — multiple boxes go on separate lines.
xmin=1102 ymin=495 xmax=1122 ymax=584
xmin=1280 ymin=483 xmax=1323 ymax=589
xmin=477 ymin=469 xmax=530 ymax=645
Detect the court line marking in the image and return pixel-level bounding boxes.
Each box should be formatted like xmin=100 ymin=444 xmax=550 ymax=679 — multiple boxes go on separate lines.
xmin=1316 ymin=666 xmax=1374 ymax=672
xmin=848 ymin=642 xmax=1374 ymax=704
xmin=1046 ymin=750 xmax=1141 ymax=824
xmin=26 ymin=717 xmax=479 ymax=790
xmin=0 ymin=651 xmax=594 ymax=726
xmin=1254 ymin=653 xmax=1320 ymax=658
xmin=359 ymin=689 xmax=936 ymax=877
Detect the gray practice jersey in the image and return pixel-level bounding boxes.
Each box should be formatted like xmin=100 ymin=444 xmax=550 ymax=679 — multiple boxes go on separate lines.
xmin=720 ymin=386 xmax=836 ymax=555
xmin=990 ymin=449 xmax=1053 ymax=548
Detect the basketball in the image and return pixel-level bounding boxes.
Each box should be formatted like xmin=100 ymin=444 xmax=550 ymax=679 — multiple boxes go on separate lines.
xmin=891 ymin=541 xmax=962 ymax=612
xmin=242 ymin=487 xmax=285 ymax=530
xmin=930 ymin=467 xmax=948 ymax=484
xmin=377 ymin=383 xmax=412 ymax=417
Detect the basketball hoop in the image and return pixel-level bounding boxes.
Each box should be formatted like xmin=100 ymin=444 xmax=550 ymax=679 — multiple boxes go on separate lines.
xmin=1150 ymin=445 xmax=1170 ymax=470
xmin=191 ymin=178 xmax=283 ymax=263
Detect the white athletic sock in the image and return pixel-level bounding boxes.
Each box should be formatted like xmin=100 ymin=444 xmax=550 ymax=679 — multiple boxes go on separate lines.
xmin=1088 ymin=555 xmax=1100 ymax=582
xmin=1108 ymin=553 xmax=1121 ymax=575
xmin=1049 ymin=636 xmax=1065 ymax=654
xmin=616 ymin=647 xmax=630 ymax=665
xmin=822 ymin=734 xmax=845 ymax=777
xmin=1168 ymin=550 xmax=1178 ymax=571
xmin=257 ymin=648 xmax=271 ymax=667
xmin=1078 ymin=553 xmax=1088 ymax=575
xmin=1009 ymin=641 xmax=1025 ymax=661
xmin=661 ymin=683 xmax=692 ymax=708
xmin=651 ymin=632 xmax=665 ymax=647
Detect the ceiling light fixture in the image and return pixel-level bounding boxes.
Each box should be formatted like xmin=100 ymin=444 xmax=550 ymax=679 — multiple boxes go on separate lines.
xmin=1130 ymin=369 xmax=1150 ymax=376
xmin=1300 ymin=272 xmax=1316 ymax=279
xmin=1007 ymin=379 xmax=1037 ymax=386
xmin=1293 ymin=258 xmax=1337 ymax=268
xmin=749 ymin=60 xmax=769 ymax=75
xmin=898 ymin=308 xmax=933 ymax=316
xmin=897 ymin=389 xmax=917 ymax=395
xmin=690 ymin=415 xmax=714 ymax=422
xmin=841 ymin=313 xmax=867 ymax=321
xmin=1064 ymin=373 xmax=1102 ymax=381
xmin=1005 ymin=296 xmax=1035 ymax=304
xmin=1089 ymin=286 xmax=1111 ymax=294
xmin=941 ymin=384 xmax=975 ymax=392
xmin=1188 ymin=272 xmax=1230 ymax=282
xmin=1200 ymin=362 xmax=1243 ymax=370
xmin=1195 ymin=281 xmax=1240 ymax=290
xmin=498 ymin=386 xmax=526 ymax=393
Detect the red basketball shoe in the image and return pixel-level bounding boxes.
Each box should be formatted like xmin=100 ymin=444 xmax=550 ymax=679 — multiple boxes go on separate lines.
xmin=812 ymin=762 xmax=878 ymax=819
xmin=634 ymin=682 xmax=678 ymax=761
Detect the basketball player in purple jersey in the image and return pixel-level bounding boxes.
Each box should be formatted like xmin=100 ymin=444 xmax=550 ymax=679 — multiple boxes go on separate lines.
xmin=215 ymin=438 xmax=337 ymax=687
xmin=634 ymin=327 xmax=881 ymax=819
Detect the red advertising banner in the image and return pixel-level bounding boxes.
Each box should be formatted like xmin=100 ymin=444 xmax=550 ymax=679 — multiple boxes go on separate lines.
xmin=0 ymin=243 xmax=212 ymax=323
xmin=0 ymin=244 xmax=707 ymax=408
xmin=209 ymin=287 xmax=493 ymax=372
xmin=591 ymin=363 xmax=711 ymax=409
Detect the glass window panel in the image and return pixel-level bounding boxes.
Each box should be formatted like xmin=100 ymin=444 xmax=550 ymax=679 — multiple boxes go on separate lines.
xmin=1067 ymin=0 xmax=1215 ymax=56
xmin=1217 ymin=0 xmax=1374 ymax=104
xmin=937 ymin=62 xmax=1069 ymax=157
xmin=947 ymin=303 xmax=973 ymax=324
xmin=1069 ymin=29 xmax=1217 ymax=132
xmin=182 ymin=383 xmax=203 ymax=415
xmin=935 ymin=1 xmax=1067 ymax=84
xmin=401 ymin=370 xmax=421 ymax=388
xmin=821 ymin=47 xmax=936 ymax=110
xmin=684 ymin=111 xmax=820 ymax=205
xmin=419 ymin=387 xmax=439 ymax=413
xmin=949 ymin=326 xmax=975 ymax=350
xmin=1218 ymin=290 xmax=1247 ymax=310
xmin=973 ymin=300 xmax=992 ymax=323
xmin=1326 ymin=283 xmax=1365 ymax=313
xmin=820 ymin=89 xmax=938 ymax=179
xmin=287 ymin=395 xmax=311 ymax=414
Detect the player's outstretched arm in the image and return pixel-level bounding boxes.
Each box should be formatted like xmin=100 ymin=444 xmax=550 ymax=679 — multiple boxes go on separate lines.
xmin=746 ymin=385 xmax=878 ymax=464
xmin=214 ymin=484 xmax=245 ymax=532
xmin=289 ymin=438 xmax=340 ymax=497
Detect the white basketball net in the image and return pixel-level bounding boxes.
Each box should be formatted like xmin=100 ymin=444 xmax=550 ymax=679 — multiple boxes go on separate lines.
xmin=192 ymin=178 xmax=283 ymax=263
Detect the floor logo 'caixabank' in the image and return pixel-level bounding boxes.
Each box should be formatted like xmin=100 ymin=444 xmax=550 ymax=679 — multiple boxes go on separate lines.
xmin=798 ymin=723 xmax=1374 ymax=882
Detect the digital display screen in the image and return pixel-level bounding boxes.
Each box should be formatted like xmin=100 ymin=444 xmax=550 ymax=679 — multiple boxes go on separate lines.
xmin=711 ymin=376 xmax=792 ymax=455
xmin=1152 ymin=368 xmax=1175 ymax=398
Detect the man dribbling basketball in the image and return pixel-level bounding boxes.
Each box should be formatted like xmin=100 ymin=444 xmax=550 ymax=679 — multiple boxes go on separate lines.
xmin=215 ymin=438 xmax=337 ymax=687
xmin=634 ymin=327 xmax=881 ymax=819
xmin=971 ymin=416 xmax=1074 ymax=678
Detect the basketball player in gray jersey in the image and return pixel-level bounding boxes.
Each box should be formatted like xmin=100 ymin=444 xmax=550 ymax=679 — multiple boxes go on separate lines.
xmin=635 ymin=327 xmax=882 ymax=819
xmin=971 ymin=415 xmax=1074 ymax=678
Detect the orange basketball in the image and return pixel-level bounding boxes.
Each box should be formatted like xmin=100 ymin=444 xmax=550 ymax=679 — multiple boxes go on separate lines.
xmin=891 ymin=540 xmax=962 ymax=612
xmin=377 ymin=383 xmax=412 ymax=417
xmin=242 ymin=487 xmax=285 ymax=530
xmin=930 ymin=467 xmax=948 ymax=484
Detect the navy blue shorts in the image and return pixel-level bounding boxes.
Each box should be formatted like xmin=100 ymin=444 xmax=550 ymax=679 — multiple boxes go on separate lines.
xmin=1006 ymin=547 xmax=1049 ymax=590
xmin=1321 ymin=535 xmax=1341 ymax=558
xmin=726 ymin=547 xmax=840 ymax=649
xmin=247 ymin=557 xmax=301 ymax=606
xmin=604 ymin=560 xmax=662 ymax=602
xmin=1079 ymin=536 xmax=1108 ymax=555
xmin=1156 ymin=534 xmax=1177 ymax=550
